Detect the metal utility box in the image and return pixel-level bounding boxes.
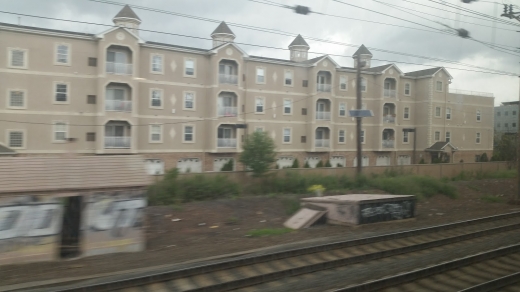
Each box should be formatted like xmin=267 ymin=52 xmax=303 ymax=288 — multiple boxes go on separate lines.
xmin=301 ymin=194 xmax=415 ymax=225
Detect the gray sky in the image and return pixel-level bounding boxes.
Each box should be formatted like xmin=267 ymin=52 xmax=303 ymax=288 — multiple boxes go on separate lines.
xmin=1 ymin=0 xmax=519 ymax=105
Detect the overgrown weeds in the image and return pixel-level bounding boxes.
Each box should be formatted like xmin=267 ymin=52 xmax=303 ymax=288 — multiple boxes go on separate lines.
xmin=452 ymin=170 xmax=517 ymax=181
xmin=480 ymin=195 xmax=504 ymax=203
xmin=246 ymin=228 xmax=293 ymax=237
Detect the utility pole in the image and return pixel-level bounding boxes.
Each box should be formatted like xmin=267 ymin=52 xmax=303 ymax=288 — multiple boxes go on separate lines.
xmin=356 ymin=55 xmax=363 ymax=175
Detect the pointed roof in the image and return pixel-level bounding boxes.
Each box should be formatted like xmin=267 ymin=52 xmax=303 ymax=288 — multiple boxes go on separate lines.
xmin=352 ymin=44 xmax=373 ymax=57
xmin=425 ymin=141 xmax=458 ymax=152
xmin=211 ymin=21 xmax=235 ymax=36
xmin=289 ymin=34 xmax=309 ymax=48
xmin=405 ymin=67 xmax=452 ymax=79
xmin=114 ymin=5 xmax=141 ymax=22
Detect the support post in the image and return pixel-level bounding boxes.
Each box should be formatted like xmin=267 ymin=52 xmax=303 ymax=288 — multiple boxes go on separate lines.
xmin=413 ymin=127 xmax=417 ymax=164
xmin=356 ymin=55 xmax=363 ymax=175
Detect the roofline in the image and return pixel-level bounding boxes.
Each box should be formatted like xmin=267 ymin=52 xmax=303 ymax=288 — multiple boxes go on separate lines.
xmin=288 ymin=44 xmax=310 ymax=48
xmin=143 ymin=43 xmax=209 ymax=55
xmin=113 ymin=16 xmax=142 ymax=24
xmin=245 ymin=56 xmax=311 ymax=67
xmin=0 ymin=22 xmax=95 ymax=40
xmin=96 ymin=26 xmax=145 ymax=44
xmin=210 ymin=42 xmax=249 ymax=57
xmin=210 ymin=32 xmax=236 ymax=38
xmin=353 ymin=53 xmax=373 ymax=57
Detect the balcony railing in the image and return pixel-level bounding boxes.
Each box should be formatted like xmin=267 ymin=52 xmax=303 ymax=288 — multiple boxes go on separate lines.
xmin=317 ymin=84 xmax=332 ymax=92
xmin=382 ymin=139 xmax=395 ymax=148
xmin=105 ymin=100 xmax=132 ymax=112
xmin=106 ymin=62 xmax=133 ymax=75
xmin=315 ymin=139 xmax=330 ymax=148
xmin=218 ymin=107 xmax=238 ymax=117
xmin=218 ymin=138 xmax=237 ymax=148
xmin=316 ymin=111 xmax=331 ymax=120
xmin=105 ymin=136 xmax=131 ymax=148
xmin=219 ymin=74 xmax=238 ymax=85
xmin=384 ymin=89 xmax=396 ymax=98
xmin=383 ymin=115 xmax=395 ymax=123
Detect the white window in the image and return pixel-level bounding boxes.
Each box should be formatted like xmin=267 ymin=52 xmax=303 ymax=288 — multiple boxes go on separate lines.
xmin=338 ymin=130 xmax=346 ymax=143
xmin=446 ymin=108 xmax=451 ymax=120
xmin=183 ymin=125 xmax=194 ymax=142
xmin=403 ymin=131 xmax=409 ymax=143
xmin=8 ymin=90 xmax=26 ymax=109
xmin=435 ymin=131 xmax=440 ymax=141
xmin=360 ymin=130 xmax=365 ymax=144
xmin=361 ymin=78 xmax=367 ymax=92
xmin=55 ymin=44 xmax=70 ymax=65
xmin=8 ymin=130 xmax=25 ymax=148
xmin=404 ymin=107 xmax=410 ymax=119
xmin=476 ymin=132 xmax=481 ymax=144
xmin=476 ymin=110 xmax=481 ymax=122
xmin=184 ymin=58 xmax=195 ymax=76
xmin=435 ymin=106 xmax=441 ymax=117
xmin=151 ymin=54 xmax=163 ymax=73
xmin=54 ymin=83 xmax=69 ymax=103
xmin=283 ymin=99 xmax=292 ymax=114
xmin=340 ymin=76 xmax=347 ymax=91
xmin=150 ymin=89 xmax=163 ymax=108
xmin=436 ymin=81 xmax=443 ymax=92
xmin=446 ymin=131 xmax=451 ymax=142
xmin=283 ymin=128 xmax=291 ymax=143
xmin=284 ymin=70 xmax=293 ymax=86
xmin=8 ymin=48 xmax=27 ymax=69
xmin=256 ymin=67 xmax=265 ymax=84
xmin=339 ymin=103 xmax=346 ymax=117
xmin=404 ymin=83 xmax=410 ymax=95
xmin=255 ymin=97 xmax=264 ymax=113
xmin=53 ymin=122 xmax=67 ymax=142
xmin=184 ymin=92 xmax=195 ymax=110
xmin=150 ymin=125 xmax=162 ymax=143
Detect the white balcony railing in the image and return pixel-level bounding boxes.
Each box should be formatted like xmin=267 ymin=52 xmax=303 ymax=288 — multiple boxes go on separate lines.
xmin=384 ymin=89 xmax=396 ymax=98
xmin=316 ymin=111 xmax=331 ymax=120
xmin=105 ymin=136 xmax=131 ymax=148
xmin=315 ymin=139 xmax=330 ymax=148
xmin=106 ymin=62 xmax=133 ymax=75
xmin=105 ymin=100 xmax=132 ymax=112
xmin=383 ymin=115 xmax=395 ymax=123
xmin=317 ymin=84 xmax=332 ymax=92
xmin=382 ymin=140 xmax=395 ymax=148
xmin=218 ymin=107 xmax=238 ymax=117
xmin=219 ymin=74 xmax=238 ymax=85
xmin=218 ymin=138 xmax=237 ymax=148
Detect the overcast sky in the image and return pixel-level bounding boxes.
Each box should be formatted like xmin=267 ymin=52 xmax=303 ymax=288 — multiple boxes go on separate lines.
xmin=1 ymin=0 xmax=519 ymax=105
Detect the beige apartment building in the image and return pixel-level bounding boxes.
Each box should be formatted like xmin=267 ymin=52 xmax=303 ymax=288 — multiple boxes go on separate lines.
xmin=0 ymin=5 xmax=494 ymax=172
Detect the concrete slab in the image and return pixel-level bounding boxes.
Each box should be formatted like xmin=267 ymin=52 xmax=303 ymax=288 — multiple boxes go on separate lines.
xmin=284 ymin=208 xmax=327 ymax=230
xmin=301 ymin=194 xmax=416 ymax=225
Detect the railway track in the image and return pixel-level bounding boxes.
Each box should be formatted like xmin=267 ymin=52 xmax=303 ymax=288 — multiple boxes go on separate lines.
xmin=24 ymin=211 xmax=520 ymax=292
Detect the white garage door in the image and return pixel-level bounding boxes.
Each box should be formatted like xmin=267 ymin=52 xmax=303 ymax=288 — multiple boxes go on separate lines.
xmin=330 ymin=156 xmax=346 ymax=167
xmin=177 ymin=158 xmax=202 ymax=173
xmin=277 ymin=156 xmax=295 ymax=168
xmin=398 ymin=155 xmax=411 ymax=165
xmin=353 ymin=156 xmax=369 ymax=167
xmin=376 ymin=155 xmax=391 ymax=166
xmin=305 ymin=157 xmax=321 ymax=168
xmin=213 ymin=158 xmax=234 ymax=172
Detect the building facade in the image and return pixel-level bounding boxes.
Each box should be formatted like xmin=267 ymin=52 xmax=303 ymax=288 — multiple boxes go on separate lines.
xmin=0 ymin=6 xmax=494 ymax=172
xmin=494 ymin=101 xmax=518 ymax=134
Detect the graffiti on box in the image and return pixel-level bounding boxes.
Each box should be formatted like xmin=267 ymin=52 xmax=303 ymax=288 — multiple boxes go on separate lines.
xmin=359 ymin=200 xmax=414 ymax=224
xmin=0 ymin=196 xmax=63 ymax=253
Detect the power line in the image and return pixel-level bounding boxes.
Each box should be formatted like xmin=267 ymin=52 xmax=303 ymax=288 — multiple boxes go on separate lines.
xmin=86 ymin=0 xmax=519 ymax=74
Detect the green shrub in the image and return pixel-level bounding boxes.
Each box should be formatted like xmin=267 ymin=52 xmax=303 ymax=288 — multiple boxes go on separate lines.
xmin=316 ymin=160 xmax=324 ymax=168
xmin=291 ymin=158 xmax=300 ymax=168
xmin=419 ymin=158 xmax=426 ymax=164
xmin=368 ymin=175 xmax=457 ymax=199
xmin=324 ymin=160 xmax=332 ymax=167
xmin=304 ymin=161 xmax=310 ymax=168
xmin=337 ymin=163 xmax=343 ymax=167
xmin=221 ymin=159 xmax=234 ymax=171
xmin=480 ymin=153 xmax=489 ymax=162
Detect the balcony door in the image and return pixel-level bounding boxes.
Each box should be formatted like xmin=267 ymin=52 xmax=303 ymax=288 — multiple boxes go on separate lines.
xmin=219 ymin=63 xmax=235 ymax=75
xmin=317 ymin=75 xmax=326 ymax=85
xmin=106 ymin=88 xmax=125 ymax=101
xmin=383 ymin=131 xmax=393 ymax=140
xmin=107 ymin=51 xmax=127 ymax=63
xmin=384 ymin=81 xmax=391 ymax=90
xmin=218 ymin=127 xmax=233 ymax=139
xmin=383 ymin=106 xmax=391 ymax=116
xmin=106 ymin=124 xmax=125 ymax=137
xmin=316 ymin=102 xmax=326 ymax=113
xmin=316 ymin=129 xmax=324 ymax=140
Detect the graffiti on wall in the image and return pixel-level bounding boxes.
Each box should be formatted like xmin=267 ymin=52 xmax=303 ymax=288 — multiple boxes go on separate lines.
xmin=359 ymin=200 xmax=415 ymax=224
xmin=0 ymin=196 xmax=63 ymax=256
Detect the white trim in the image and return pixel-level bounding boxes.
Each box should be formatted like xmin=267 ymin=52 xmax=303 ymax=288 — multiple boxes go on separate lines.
xmin=7 ymin=47 xmax=28 ymax=69
xmin=6 ymin=129 xmax=26 ymax=149
xmin=256 ymin=66 xmax=266 ymax=84
xmin=183 ymin=124 xmax=195 ymax=143
xmin=143 ymin=43 xmax=208 ymax=55
xmin=149 ymin=88 xmax=164 ymax=109
xmin=210 ymin=42 xmax=249 ymax=58
xmin=149 ymin=124 xmax=163 ymax=143
xmin=339 ymin=102 xmax=347 ymax=117
xmin=339 ymin=75 xmax=348 ymax=91
xmin=435 ymin=80 xmax=443 ymax=92
xmin=150 ymin=53 xmax=164 ymax=74
xmin=283 ymin=98 xmax=293 ymax=115
xmin=255 ymin=96 xmax=265 ymax=114
xmin=403 ymin=106 xmax=410 ymax=120
xmin=282 ymin=127 xmax=292 ymax=144
xmin=183 ymin=91 xmax=196 ymax=111
xmin=52 ymin=120 xmax=68 ymax=143
xmin=434 ymin=106 xmax=441 ymax=118
xmin=402 ymin=131 xmax=410 ymax=144
xmin=284 ymin=69 xmax=294 ymax=87
xmin=96 ymin=26 xmax=145 ymax=44
xmin=53 ymin=81 xmax=70 ymax=104
xmin=183 ymin=57 xmax=197 ymax=78
xmin=54 ymin=43 xmax=71 ymax=66
xmin=404 ymin=82 xmax=411 ymax=96
xmin=0 ymin=24 xmax=94 ymax=40
xmin=446 ymin=107 xmax=452 ymax=120
xmin=361 ymin=77 xmax=367 ymax=92
xmin=476 ymin=132 xmax=481 ymax=144
xmin=338 ymin=129 xmax=346 ymax=144
xmin=434 ymin=131 xmax=441 ymax=142
xmin=6 ymin=89 xmax=27 ymax=110
xmin=445 ymin=131 xmax=451 ymax=143
xmin=476 ymin=109 xmax=481 ymax=122
xmin=0 ymin=68 xmax=97 ymax=79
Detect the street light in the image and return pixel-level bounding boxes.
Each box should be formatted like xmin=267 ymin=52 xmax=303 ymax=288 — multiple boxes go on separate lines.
xmin=403 ymin=128 xmax=417 ymax=164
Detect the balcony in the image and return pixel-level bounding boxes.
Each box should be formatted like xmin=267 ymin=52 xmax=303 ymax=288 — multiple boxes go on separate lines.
xmin=382 ymin=140 xmax=395 ymax=148
xmin=315 ymin=139 xmax=330 ymax=148
xmin=316 ymin=111 xmax=331 ymax=121
xmin=383 ymin=115 xmax=395 ymax=124
xmin=218 ymin=138 xmax=237 ymax=148
xmin=317 ymin=84 xmax=332 ymax=92
xmin=384 ymin=89 xmax=396 ymax=98
xmin=106 ymin=62 xmax=133 ymax=75
xmin=106 ymin=100 xmax=132 ymax=112
xmin=219 ymin=74 xmax=238 ymax=85
xmin=218 ymin=106 xmax=238 ymax=117
xmin=105 ymin=136 xmax=131 ymax=148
